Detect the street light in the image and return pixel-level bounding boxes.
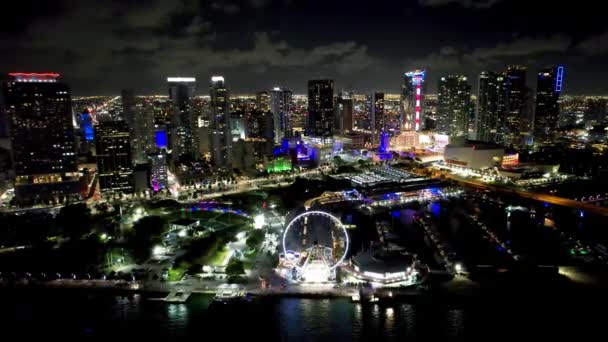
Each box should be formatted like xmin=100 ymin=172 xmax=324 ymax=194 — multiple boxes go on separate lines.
xmin=454 ymin=263 xmax=463 ymax=274
xmin=153 ymin=245 xmax=166 ymax=256
xmin=254 ymin=214 xmax=266 ymax=229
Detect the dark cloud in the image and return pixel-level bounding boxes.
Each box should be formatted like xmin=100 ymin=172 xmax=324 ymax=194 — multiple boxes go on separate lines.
xmin=576 ymin=30 xmax=608 ymax=56
xmin=1 ymin=0 xmax=607 ymax=94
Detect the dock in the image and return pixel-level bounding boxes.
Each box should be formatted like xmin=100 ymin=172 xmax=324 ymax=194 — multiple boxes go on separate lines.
xmin=163 ymin=290 xmax=192 ymax=303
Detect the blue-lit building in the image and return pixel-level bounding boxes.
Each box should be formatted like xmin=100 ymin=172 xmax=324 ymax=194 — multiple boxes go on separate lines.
xmin=80 ymin=111 xmax=94 ymax=141
xmin=534 ymin=66 xmax=564 ymax=143
xmin=155 ymin=128 xmax=168 ymax=149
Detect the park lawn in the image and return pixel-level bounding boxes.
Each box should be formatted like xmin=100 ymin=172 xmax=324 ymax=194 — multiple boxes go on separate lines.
xmin=168 ymin=267 xmax=185 ymax=282
xmin=207 ymin=246 xmax=231 ymax=266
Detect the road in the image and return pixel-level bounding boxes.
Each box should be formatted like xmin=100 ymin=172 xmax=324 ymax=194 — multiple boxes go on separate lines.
xmin=445 ymin=173 xmax=608 ymax=217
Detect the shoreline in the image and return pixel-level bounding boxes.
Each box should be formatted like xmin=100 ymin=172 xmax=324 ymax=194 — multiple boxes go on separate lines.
xmin=3 ymin=271 xmax=602 ymax=305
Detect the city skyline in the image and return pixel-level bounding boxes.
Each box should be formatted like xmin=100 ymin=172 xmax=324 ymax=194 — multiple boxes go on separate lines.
xmin=2 ymin=2 xmax=608 ymax=339
xmin=2 ymin=0 xmax=608 ymax=95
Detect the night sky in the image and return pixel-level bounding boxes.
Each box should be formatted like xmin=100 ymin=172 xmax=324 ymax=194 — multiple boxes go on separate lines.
xmin=2 ymin=0 xmax=607 ymax=95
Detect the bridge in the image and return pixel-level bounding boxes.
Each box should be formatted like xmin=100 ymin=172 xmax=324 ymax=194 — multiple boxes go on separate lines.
xmin=447 ymin=175 xmax=608 ymax=217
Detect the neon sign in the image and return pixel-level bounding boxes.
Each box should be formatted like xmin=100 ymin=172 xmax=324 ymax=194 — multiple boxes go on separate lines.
xmin=555 ymin=66 xmax=564 ymax=93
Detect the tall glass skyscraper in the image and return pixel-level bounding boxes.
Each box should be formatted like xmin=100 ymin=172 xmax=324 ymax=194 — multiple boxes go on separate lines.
xmin=270 ymin=87 xmax=293 ymax=143
xmin=437 ymin=75 xmax=471 ymax=137
xmin=167 ymin=77 xmax=198 ymax=160
xmin=504 ymin=66 xmax=527 ymax=145
xmin=2 ymin=72 xmax=80 ymax=203
xmin=534 ymin=66 xmax=564 ymax=143
xmin=476 ymin=71 xmax=506 ymax=143
xmin=122 ymin=89 xmax=155 ymax=164
xmin=307 ymin=79 xmax=335 ymax=142
xmin=335 ymin=91 xmax=353 ymax=136
xmin=210 ymin=76 xmax=232 ymax=169
xmin=95 ymin=120 xmax=134 ymax=194
xmin=371 ymin=92 xmax=385 ymax=144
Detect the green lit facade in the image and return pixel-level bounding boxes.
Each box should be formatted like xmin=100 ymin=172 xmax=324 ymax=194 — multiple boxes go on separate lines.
xmin=266 ymin=157 xmax=292 ymax=173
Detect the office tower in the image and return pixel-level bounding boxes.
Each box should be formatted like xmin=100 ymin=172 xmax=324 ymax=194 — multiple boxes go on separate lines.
xmin=504 ymin=66 xmax=527 ymax=144
xmin=209 ymin=76 xmax=232 ymax=168
xmin=148 ymin=151 xmax=168 ymax=191
xmin=246 ymin=110 xmax=274 ymax=157
xmin=256 ymin=91 xmax=271 ymax=112
xmin=401 ymin=69 xmax=426 ymax=131
xmin=122 ymin=89 xmax=155 ymax=164
xmin=437 ymin=75 xmax=471 ymax=137
xmin=2 ymin=72 xmax=80 ymax=203
xmin=476 ymin=71 xmax=506 ymax=143
xmin=307 ymin=79 xmax=335 ymax=142
xmin=270 ymin=87 xmax=294 ymax=143
xmin=336 ymin=91 xmax=354 ymax=135
xmin=167 ymin=77 xmax=198 ymax=160
xmin=371 ymin=92 xmax=385 ymax=143
xmin=95 ymin=121 xmax=134 ymax=194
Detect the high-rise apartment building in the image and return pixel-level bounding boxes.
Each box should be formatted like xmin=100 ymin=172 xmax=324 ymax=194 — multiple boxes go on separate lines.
xmin=371 ymin=92 xmax=385 ymax=143
xmin=476 ymin=71 xmax=506 ymax=143
xmin=167 ymin=77 xmax=198 ymax=160
xmin=95 ymin=120 xmax=134 ymax=194
xmin=504 ymin=66 xmax=527 ymax=145
xmin=335 ymin=91 xmax=354 ymax=135
xmin=270 ymin=87 xmax=293 ymax=143
xmin=437 ymin=75 xmax=471 ymax=137
xmin=307 ymin=79 xmax=334 ymax=142
xmin=533 ymin=66 xmax=564 ymax=143
xmin=122 ymin=89 xmax=155 ymax=164
xmin=210 ymin=76 xmax=232 ymax=168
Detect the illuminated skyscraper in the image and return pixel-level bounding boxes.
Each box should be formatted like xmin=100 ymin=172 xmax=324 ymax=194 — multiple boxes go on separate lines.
xmin=307 ymin=79 xmax=335 ymax=142
xmin=270 ymin=87 xmax=293 ymax=143
xmin=504 ymin=66 xmax=527 ymax=145
xmin=401 ymin=69 xmax=425 ymax=131
xmin=122 ymin=89 xmax=155 ymax=164
xmin=335 ymin=91 xmax=353 ymax=135
xmin=148 ymin=151 xmax=168 ymax=191
xmin=534 ymin=66 xmax=564 ymax=143
xmin=2 ymin=72 xmax=80 ymax=203
xmin=210 ymin=76 xmax=232 ymax=168
xmin=476 ymin=71 xmax=506 ymax=143
xmin=167 ymin=77 xmax=198 ymax=160
xmin=371 ymin=92 xmax=385 ymax=144
xmin=437 ymin=75 xmax=471 ymax=137
xmin=80 ymin=110 xmax=95 ymax=142
xmin=95 ymin=120 xmax=134 ymax=194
